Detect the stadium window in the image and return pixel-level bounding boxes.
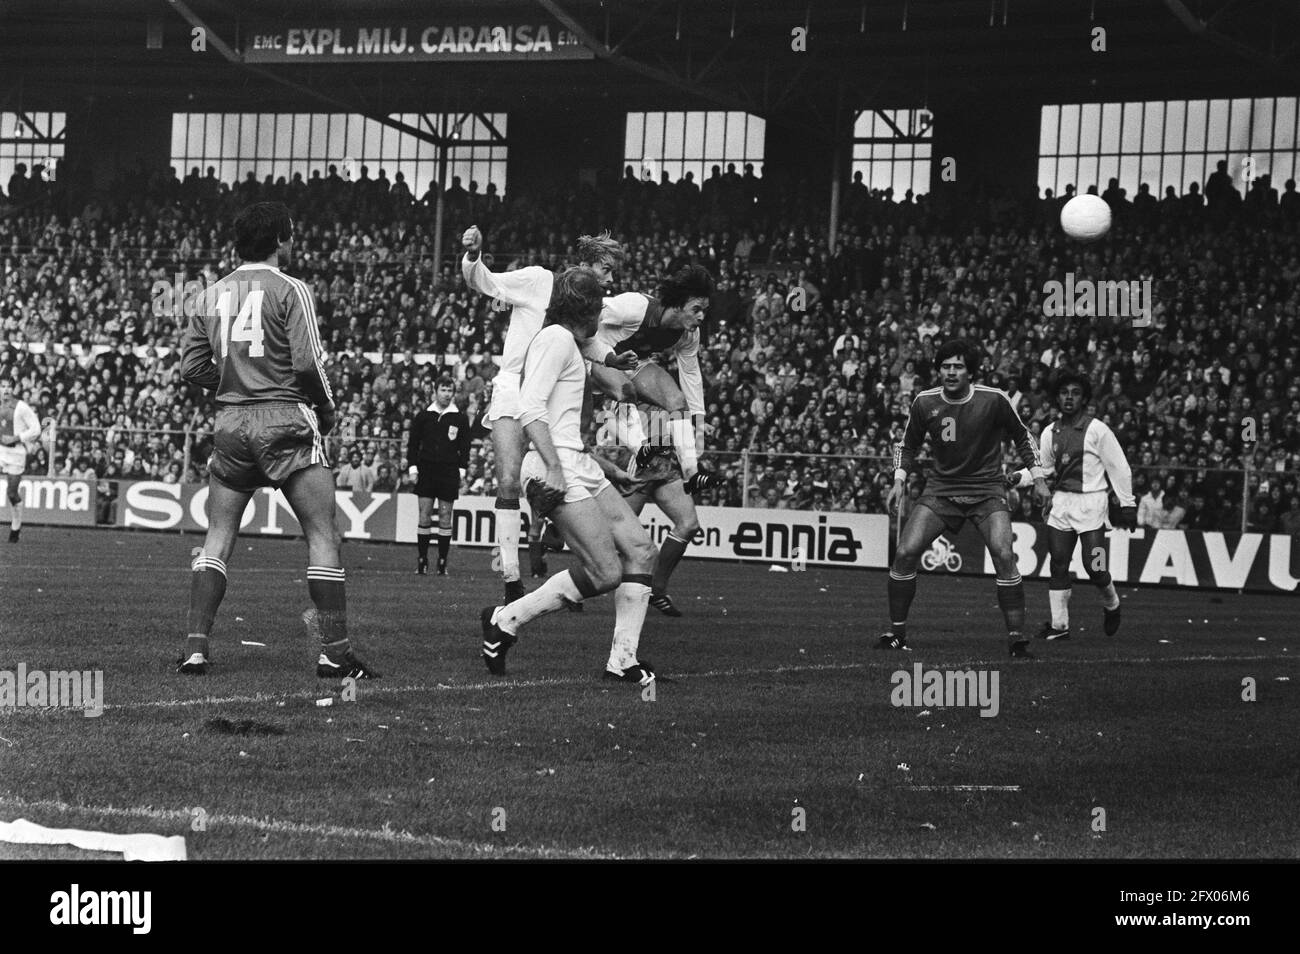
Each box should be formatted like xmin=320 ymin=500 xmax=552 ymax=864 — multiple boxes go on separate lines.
xmin=169 ymin=112 xmax=508 ymax=198
xmin=1038 ymin=97 xmax=1300 ymax=199
xmin=0 ymin=112 xmax=66 ymax=199
xmin=851 ymin=109 xmax=933 ymax=198
xmin=623 ymin=110 xmax=765 ymax=186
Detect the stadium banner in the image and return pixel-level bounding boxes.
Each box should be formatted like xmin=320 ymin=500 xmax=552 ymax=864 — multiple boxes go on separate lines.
xmin=0 ymin=477 xmax=96 ymax=527
xmin=922 ymin=521 xmax=1300 ymax=594
xmin=112 ymin=482 xmax=890 ymax=569
xmin=242 ymin=20 xmax=594 ymax=62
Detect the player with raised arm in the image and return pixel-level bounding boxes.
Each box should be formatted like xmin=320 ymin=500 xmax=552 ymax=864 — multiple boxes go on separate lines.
xmin=0 ymin=379 xmax=42 ymax=543
xmin=582 ymin=264 xmax=720 ymax=494
xmin=478 ymin=267 xmax=660 ymax=686
xmin=176 ymin=201 xmax=378 ymax=679
xmin=881 ymin=339 xmax=1050 ymax=658
xmin=461 ymin=226 xmax=635 ymax=603
xmin=1009 ymin=371 xmax=1136 ymax=641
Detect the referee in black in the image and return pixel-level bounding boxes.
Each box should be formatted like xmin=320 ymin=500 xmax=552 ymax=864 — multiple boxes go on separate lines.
xmin=408 ymin=375 xmax=471 ymax=575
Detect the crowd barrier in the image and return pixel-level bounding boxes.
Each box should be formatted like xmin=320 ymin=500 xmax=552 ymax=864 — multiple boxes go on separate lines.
xmin=4 ymin=476 xmax=1297 ymax=593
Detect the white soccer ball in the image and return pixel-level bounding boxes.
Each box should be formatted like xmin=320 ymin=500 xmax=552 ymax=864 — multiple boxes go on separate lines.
xmin=1060 ymin=194 xmax=1112 ymax=241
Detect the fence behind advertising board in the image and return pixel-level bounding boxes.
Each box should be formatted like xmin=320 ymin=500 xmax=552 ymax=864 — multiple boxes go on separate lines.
xmin=5 ymin=478 xmax=1299 ymax=593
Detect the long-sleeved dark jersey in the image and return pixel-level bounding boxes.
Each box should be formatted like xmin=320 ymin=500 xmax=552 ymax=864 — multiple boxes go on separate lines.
xmin=408 ymin=402 xmax=471 ymax=470
xmin=894 ymin=384 xmax=1044 ymax=496
xmin=179 ymin=263 xmax=333 ymax=407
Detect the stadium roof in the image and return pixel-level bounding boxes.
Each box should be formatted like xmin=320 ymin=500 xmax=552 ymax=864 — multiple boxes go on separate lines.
xmin=4 ymin=0 xmax=1300 ymax=134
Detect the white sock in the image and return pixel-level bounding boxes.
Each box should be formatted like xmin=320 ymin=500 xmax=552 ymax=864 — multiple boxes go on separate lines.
xmin=495 ymin=505 xmax=521 ymax=582
xmin=667 ymin=416 xmax=699 ymax=479
xmin=493 ymin=570 xmax=584 ymax=635
xmin=11 ymin=505 xmax=21 ymax=532
xmin=1098 ymin=581 xmax=1119 ymax=610
xmin=1049 ymin=588 xmax=1071 ymax=629
xmin=616 ymin=403 xmax=646 ymax=449
xmin=607 ymin=580 xmax=651 ymax=672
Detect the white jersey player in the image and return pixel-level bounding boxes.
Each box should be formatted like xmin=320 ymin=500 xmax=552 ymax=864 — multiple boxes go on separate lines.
xmin=581 ymin=264 xmax=719 ymax=492
xmin=1011 ymin=371 xmax=1136 ymax=641
xmin=478 ymin=267 xmax=660 ymax=686
xmin=461 ymin=226 xmax=632 ymax=602
xmin=1 ymin=380 xmax=42 ymax=543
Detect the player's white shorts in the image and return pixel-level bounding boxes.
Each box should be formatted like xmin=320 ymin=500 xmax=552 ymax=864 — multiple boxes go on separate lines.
xmin=1047 ymin=489 xmax=1110 ymax=533
xmin=0 ymin=443 xmax=27 ymax=476
xmin=486 ymin=371 xmax=521 ymax=424
xmin=520 ymin=447 xmax=610 ymax=506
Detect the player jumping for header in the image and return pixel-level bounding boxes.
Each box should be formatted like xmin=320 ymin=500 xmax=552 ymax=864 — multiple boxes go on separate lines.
xmin=582 ymin=263 xmax=721 ymax=493
xmin=479 ymin=267 xmax=660 ymax=686
xmin=1009 ymin=370 xmax=1137 ymax=641
xmin=0 ymin=379 xmax=42 ymax=543
xmin=461 ymin=226 xmax=636 ymax=604
xmin=177 ymin=201 xmax=378 ymax=678
xmin=882 ymin=339 xmax=1050 ymax=658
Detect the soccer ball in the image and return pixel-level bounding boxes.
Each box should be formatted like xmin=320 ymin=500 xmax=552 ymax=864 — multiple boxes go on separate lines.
xmin=1060 ymin=194 xmax=1112 ymax=242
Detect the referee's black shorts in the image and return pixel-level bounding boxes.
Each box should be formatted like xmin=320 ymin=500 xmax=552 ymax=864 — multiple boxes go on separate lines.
xmin=416 ymin=463 xmax=460 ymax=501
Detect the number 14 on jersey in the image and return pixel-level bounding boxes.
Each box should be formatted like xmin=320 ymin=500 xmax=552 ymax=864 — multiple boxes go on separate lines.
xmin=214 ymin=288 xmax=266 ymax=358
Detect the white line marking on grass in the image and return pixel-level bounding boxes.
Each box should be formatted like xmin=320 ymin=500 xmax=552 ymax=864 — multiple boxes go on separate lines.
xmin=0 ymin=796 xmax=618 ymax=860
xmin=103 ymin=654 xmax=1291 ymax=713
xmin=912 ymin=785 xmax=1021 ymax=792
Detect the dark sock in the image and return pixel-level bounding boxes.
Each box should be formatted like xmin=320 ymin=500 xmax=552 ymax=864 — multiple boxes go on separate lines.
xmin=652 ymin=533 xmax=690 ymax=595
xmin=996 ymin=577 xmax=1026 ymax=637
xmin=437 ymin=530 xmax=451 ymax=561
xmin=417 ymin=525 xmax=432 ymax=561
xmin=887 ymin=571 xmax=917 ymax=636
xmin=187 ymin=553 xmax=228 ymax=649
xmin=529 ymin=539 xmax=545 ymax=572
xmin=307 ymin=566 xmax=348 ymax=648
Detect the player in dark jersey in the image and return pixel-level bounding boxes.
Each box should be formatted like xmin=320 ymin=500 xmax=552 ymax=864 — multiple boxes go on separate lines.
xmin=407 ymin=375 xmax=471 ymax=575
xmin=582 ymin=265 xmax=721 ymax=494
xmin=1008 ymin=371 xmax=1137 ymax=641
xmin=176 ymin=201 xmax=378 ymax=679
xmin=591 ymin=420 xmax=700 ymax=617
xmin=881 ymin=339 xmax=1050 ymax=658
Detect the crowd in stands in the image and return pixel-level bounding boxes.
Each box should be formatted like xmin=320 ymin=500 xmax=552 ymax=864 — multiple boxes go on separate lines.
xmin=2 ymin=154 xmax=1300 ymax=535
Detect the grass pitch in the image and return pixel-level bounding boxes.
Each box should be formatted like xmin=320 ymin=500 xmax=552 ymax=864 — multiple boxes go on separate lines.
xmin=1 ymin=526 xmax=1296 ymax=859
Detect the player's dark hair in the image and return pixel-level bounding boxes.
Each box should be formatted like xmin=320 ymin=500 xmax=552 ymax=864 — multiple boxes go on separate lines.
xmin=234 ymin=202 xmax=293 ymax=261
xmin=1054 ymin=369 xmax=1093 ymax=402
xmin=545 ymin=266 xmax=604 ymax=330
xmin=435 ymin=375 xmax=454 ymax=391
xmin=934 ymin=338 xmax=982 ymax=374
xmin=576 ymin=230 xmax=625 ymax=267
xmin=658 ymin=264 xmax=715 ymax=309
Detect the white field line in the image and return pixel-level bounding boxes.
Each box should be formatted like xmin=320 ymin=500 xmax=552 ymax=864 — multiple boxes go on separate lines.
xmin=0 ymin=795 xmax=619 ymax=860
xmin=911 ymin=785 xmax=1021 ymax=792
xmin=89 ymin=654 xmax=1293 ymax=714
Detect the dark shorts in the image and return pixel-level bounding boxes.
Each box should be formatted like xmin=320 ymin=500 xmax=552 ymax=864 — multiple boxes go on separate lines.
xmin=416 ymin=464 xmax=460 ymax=501
xmin=209 ymin=402 xmax=326 ymax=493
xmin=592 ymin=444 xmax=682 ymax=498
xmin=915 ymin=493 xmax=1010 ymax=534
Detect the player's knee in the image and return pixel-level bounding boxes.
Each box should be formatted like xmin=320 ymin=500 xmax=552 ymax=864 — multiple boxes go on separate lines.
xmin=676 ymin=519 xmax=701 ymax=541
xmin=991 ymin=549 xmax=1018 ymax=575
xmin=629 ymin=536 xmax=657 ymax=574
xmin=6 ymin=487 xmax=20 ymax=506
xmin=497 ymin=473 xmax=521 ymax=497
xmin=893 ymin=547 xmax=922 ymax=572
xmin=585 ymin=560 xmax=621 ymax=593
xmin=665 ymin=397 xmax=688 ymax=416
